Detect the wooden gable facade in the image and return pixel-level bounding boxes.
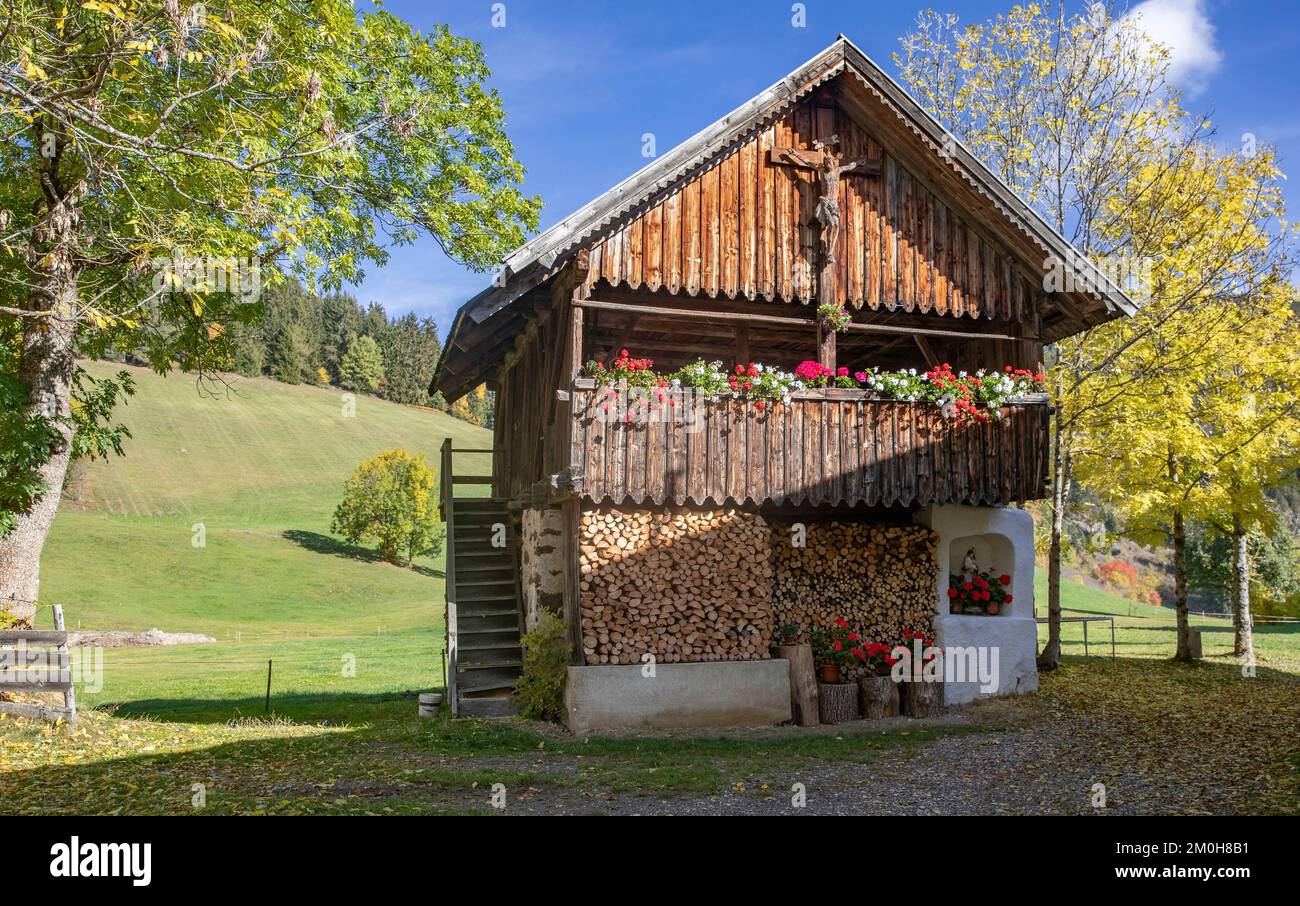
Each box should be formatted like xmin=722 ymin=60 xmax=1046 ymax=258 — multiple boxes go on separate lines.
xmin=434 ymin=37 xmax=1135 ymax=514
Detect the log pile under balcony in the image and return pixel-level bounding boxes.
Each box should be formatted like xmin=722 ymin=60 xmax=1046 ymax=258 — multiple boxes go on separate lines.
xmin=578 ymin=508 xmax=773 ymax=665
xmin=771 ymin=521 xmax=938 ymax=680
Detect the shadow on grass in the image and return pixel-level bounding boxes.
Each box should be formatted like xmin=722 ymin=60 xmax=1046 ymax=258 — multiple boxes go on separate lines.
xmin=4 ymin=696 xmax=974 ymax=815
xmin=97 ymin=688 xmax=446 ymax=725
xmin=0 ymin=705 xmax=541 ymax=815
xmin=281 ymin=529 xmax=444 ymax=579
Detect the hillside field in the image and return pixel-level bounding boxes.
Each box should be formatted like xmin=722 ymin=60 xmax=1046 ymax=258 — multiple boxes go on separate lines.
xmin=36 ymin=360 xmax=492 ymax=721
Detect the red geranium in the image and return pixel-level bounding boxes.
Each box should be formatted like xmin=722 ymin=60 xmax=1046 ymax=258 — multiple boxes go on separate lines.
xmin=948 ymin=568 xmax=1012 ymax=616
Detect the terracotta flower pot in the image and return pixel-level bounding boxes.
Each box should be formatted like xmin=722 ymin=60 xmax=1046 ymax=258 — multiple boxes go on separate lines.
xmin=818 ymin=663 xmax=841 ymax=684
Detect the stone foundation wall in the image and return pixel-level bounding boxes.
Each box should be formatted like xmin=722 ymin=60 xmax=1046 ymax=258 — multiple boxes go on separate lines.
xmin=520 ymin=507 xmax=565 ymax=631
xmin=579 ymin=508 xmax=773 ymax=664
xmin=771 ymin=521 xmax=938 ymax=680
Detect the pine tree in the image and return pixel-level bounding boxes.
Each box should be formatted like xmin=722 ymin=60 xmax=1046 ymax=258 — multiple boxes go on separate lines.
xmin=272 ymin=325 xmax=303 ymax=385
xmin=339 ymin=335 xmax=385 ymax=394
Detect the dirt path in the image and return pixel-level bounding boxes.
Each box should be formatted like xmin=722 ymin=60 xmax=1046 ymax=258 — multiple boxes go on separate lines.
xmin=422 ymin=719 xmax=1215 ymax=816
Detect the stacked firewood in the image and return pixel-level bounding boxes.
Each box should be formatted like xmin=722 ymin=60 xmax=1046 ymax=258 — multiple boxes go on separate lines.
xmin=771 ymin=521 xmax=938 ymax=678
xmin=579 ymin=508 xmax=773 ymax=665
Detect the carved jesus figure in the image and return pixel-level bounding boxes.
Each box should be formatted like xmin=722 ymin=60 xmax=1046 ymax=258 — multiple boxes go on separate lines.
xmin=811 ymin=136 xmax=875 ymax=264
xmin=768 ymin=135 xmax=880 ymax=269
xmin=962 ymin=548 xmax=980 ymax=580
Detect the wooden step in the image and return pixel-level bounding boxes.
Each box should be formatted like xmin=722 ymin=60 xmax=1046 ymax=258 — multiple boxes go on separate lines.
xmin=451 ymin=500 xmax=508 ymax=512
xmin=456 ymin=565 xmax=515 ymax=576
xmin=457 ymin=613 xmax=520 ymax=632
xmin=457 ymin=598 xmax=518 ymax=611
xmin=457 ymin=667 xmax=522 ymax=693
xmin=456 ymin=594 xmax=518 ymax=608
xmin=458 ymin=637 xmax=521 ymax=652
xmin=458 ymin=653 xmax=522 ymax=669
xmin=452 ymin=528 xmax=507 ymax=541
xmin=458 ymin=696 xmax=518 ymax=719
xmin=458 ymin=629 xmax=520 ymax=647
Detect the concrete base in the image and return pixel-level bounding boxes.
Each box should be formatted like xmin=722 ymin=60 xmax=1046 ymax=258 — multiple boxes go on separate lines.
xmin=932 ymin=614 xmax=1040 ymax=704
xmin=564 ymin=660 xmax=792 ymax=735
xmin=915 ymin=504 xmax=1039 ymax=705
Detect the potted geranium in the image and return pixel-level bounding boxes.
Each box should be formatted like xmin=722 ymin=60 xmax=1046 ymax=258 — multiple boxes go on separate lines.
xmin=947 ymin=570 xmax=1013 ymax=615
xmin=812 ymin=618 xmax=860 ymax=723
xmin=810 ymin=617 xmax=855 ymax=684
xmin=854 ymin=641 xmax=901 ymax=719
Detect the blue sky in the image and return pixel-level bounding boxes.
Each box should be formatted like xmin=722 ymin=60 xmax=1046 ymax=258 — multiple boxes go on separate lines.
xmin=361 ymin=0 xmax=1300 ymax=336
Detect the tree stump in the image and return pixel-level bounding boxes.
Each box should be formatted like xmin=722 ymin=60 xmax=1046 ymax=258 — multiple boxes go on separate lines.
xmin=859 ymin=675 xmax=899 ymax=719
xmin=818 ymin=683 xmax=859 ymax=724
xmin=776 ymin=643 xmax=819 ymax=727
xmin=900 ymin=680 xmax=943 ymax=718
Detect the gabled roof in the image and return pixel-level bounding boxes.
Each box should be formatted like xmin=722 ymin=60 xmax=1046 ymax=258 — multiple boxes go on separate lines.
xmin=435 ymin=35 xmax=1137 ymax=398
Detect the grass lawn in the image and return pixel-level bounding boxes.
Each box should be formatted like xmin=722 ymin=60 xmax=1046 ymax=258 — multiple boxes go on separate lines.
xmin=1034 ymin=572 xmax=1300 ymax=674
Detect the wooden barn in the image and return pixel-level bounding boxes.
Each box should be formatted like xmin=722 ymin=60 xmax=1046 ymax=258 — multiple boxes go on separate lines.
xmin=432 ymin=37 xmax=1135 ymax=726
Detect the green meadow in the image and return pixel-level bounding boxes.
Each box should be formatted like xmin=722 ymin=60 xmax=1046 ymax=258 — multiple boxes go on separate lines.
xmin=35 ymin=360 xmax=492 ymax=721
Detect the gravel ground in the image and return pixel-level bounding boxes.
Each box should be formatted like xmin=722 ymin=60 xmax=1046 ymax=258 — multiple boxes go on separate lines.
xmin=408 ymin=699 xmax=1235 ymax=816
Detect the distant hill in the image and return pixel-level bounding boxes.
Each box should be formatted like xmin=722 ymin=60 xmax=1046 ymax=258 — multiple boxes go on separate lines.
xmin=63 ymin=360 xmax=492 ymax=526
xmin=41 ymin=361 xmax=492 ymax=642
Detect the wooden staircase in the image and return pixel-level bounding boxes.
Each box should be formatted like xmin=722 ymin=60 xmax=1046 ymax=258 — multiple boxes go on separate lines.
xmin=441 ymin=440 xmax=523 ymax=718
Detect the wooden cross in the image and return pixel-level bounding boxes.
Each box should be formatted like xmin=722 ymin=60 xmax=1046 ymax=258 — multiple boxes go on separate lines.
xmin=768 ymin=135 xmax=881 ymax=370
xmin=768 ymin=135 xmax=880 ymax=266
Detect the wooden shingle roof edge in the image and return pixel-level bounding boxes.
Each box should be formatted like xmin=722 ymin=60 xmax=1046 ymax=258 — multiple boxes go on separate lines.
xmin=432 ymin=35 xmax=1138 ymax=399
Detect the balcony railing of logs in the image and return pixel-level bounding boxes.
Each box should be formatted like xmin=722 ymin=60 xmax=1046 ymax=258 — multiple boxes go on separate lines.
xmin=568 ymin=379 xmax=1050 ymax=509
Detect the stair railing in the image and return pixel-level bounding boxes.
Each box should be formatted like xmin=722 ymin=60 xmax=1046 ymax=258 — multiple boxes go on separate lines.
xmin=440 ymin=438 xmax=459 ymax=715
xmin=440 ymin=441 xmax=499 ymax=717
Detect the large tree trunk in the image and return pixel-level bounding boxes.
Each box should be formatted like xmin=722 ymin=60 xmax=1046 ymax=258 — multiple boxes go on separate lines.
xmin=1231 ymin=513 xmax=1254 ymax=662
xmin=0 ymin=295 xmax=78 ymax=625
xmin=1038 ymin=414 xmax=1068 ymax=670
xmin=1172 ymin=510 xmax=1194 ymax=662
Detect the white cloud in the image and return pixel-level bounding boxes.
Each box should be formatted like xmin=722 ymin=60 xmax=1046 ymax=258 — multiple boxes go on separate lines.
xmin=1123 ymin=0 xmax=1223 ymax=96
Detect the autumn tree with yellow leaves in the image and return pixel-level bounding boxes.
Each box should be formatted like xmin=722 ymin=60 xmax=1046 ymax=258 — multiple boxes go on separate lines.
xmin=898 ymin=2 xmax=1295 ymax=666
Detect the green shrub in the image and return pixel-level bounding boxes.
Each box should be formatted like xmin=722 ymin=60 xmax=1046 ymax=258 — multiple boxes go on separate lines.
xmin=513 ymin=611 xmax=569 ymax=721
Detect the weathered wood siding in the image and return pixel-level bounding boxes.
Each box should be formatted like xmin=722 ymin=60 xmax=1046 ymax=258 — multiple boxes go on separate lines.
xmin=584 ymin=95 xmax=1042 ymax=323
xmin=570 ymin=384 xmax=1049 ymax=508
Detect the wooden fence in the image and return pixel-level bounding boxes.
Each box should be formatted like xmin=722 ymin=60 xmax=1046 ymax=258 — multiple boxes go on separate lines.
xmin=0 ymin=604 xmax=76 ymax=725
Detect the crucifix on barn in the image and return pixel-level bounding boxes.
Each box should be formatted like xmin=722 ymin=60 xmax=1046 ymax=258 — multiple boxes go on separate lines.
xmin=768 ymin=133 xmax=881 ymax=372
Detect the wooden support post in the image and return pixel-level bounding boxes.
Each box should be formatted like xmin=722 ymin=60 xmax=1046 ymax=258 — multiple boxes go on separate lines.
xmin=569 ymin=305 xmax=585 ymax=381
xmin=817 ymin=317 xmax=836 ymax=373
xmin=735 ymin=323 xmax=750 ymax=366
xmin=53 ymin=605 xmax=75 ymax=724
xmin=561 ymin=498 xmax=583 ymax=665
